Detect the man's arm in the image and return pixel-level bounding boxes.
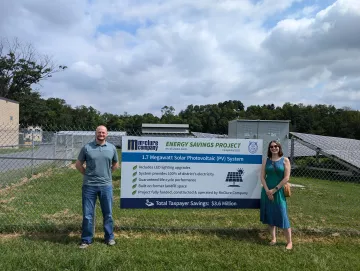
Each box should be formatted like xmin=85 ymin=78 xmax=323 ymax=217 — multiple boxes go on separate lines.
xmin=111 ymin=161 xmax=119 ymax=172
xmin=111 ymin=146 xmax=119 ymax=172
xmin=76 ymin=146 xmax=86 ymax=175
xmin=75 ymin=160 xmax=86 ymax=175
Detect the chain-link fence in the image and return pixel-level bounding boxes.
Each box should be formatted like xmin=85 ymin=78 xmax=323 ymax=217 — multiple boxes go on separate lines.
xmin=0 ymin=123 xmax=359 ymax=233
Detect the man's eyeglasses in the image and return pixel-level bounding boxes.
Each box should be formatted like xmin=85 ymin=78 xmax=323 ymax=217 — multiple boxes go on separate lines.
xmin=270 ymin=145 xmax=279 ymax=149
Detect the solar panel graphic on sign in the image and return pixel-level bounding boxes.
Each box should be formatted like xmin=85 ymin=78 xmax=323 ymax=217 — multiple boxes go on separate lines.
xmin=225 ymin=168 xmax=244 ymax=187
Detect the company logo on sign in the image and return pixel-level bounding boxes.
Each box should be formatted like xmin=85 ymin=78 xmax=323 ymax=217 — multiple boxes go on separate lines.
xmin=248 ymin=141 xmax=258 ymax=154
xmin=128 ymin=139 xmax=159 ymax=151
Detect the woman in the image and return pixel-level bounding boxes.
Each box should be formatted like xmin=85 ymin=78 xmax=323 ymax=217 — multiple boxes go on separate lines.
xmin=260 ymin=140 xmax=292 ymax=250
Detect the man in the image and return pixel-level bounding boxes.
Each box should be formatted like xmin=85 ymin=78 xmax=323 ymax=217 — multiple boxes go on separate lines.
xmin=75 ymin=125 xmax=119 ymax=249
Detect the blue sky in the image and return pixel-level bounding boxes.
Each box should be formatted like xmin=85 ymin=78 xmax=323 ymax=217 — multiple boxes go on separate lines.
xmin=96 ymin=19 xmax=154 ymax=36
xmin=261 ymin=0 xmax=337 ymax=29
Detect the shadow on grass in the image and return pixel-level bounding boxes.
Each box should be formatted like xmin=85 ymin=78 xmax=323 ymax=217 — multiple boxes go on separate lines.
xmin=23 ymin=233 xmax=81 ymax=245
xmin=22 ymin=233 xmax=113 ymax=246
xmin=19 ymin=226 xmax=267 ymax=246
xmin=10 ymin=223 xmax=360 ymax=246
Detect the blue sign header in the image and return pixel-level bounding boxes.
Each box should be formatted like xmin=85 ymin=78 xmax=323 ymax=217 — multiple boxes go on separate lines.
xmin=122 ymin=152 xmax=262 ymax=164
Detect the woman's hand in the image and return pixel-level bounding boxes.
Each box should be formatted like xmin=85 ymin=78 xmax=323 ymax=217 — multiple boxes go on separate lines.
xmin=266 ymin=189 xmax=274 ymax=201
xmin=266 ymin=189 xmax=272 ymax=195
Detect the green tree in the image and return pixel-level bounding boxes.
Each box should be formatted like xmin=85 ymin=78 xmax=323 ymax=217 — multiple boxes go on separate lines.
xmin=18 ymin=92 xmax=48 ymax=125
xmin=160 ymin=106 xmax=183 ymax=124
xmin=0 ymin=38 xmax=67 ymax=100
xmin=102 ymin=113 xmax=125 ymax=131
xmin=72 ymin=106 xmax=104 ymax=129
xmin=179 ymin=100 xmax=245 ymax=133
xmin=44 ymin=98 xmax=73 ymax=129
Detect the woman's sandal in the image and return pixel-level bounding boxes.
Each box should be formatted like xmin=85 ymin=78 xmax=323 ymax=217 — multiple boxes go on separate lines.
xmin=269 ymin=240 xmax=277 ymax=246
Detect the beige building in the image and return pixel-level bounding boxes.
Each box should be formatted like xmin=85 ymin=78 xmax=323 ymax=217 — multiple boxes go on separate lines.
xmin=0 ymin=97 xmax=19 ymax=148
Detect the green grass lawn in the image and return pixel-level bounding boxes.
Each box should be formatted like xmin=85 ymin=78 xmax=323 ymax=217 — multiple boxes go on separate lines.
xmin=1 ymin=232 xmax=359 ymax=271
xmin=0 ymin=145 xmax=39 ymax=154
xmin=1 ymin=168 xmax=359 ymax=232
xmin=0 ymin=166 xmax=360 ymax=270
xmin=0 ymin=162 xmax=59 ymax=188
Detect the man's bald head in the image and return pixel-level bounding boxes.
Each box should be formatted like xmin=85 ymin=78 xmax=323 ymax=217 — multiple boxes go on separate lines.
xmin=96 ymin=125 xmax=108 ymax=133
xmin=95 ymin=125 xmax=108 ymax=145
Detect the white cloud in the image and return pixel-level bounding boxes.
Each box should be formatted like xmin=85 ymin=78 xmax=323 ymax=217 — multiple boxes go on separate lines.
xmin=72 ymin=61 xmax=104 ymax=79
xmin=1 ymin=0 xmax=360 ymax=116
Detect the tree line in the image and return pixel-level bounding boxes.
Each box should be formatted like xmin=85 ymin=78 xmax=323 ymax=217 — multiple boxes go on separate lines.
xmin=1 ymin=38 xmax=360 ymax=139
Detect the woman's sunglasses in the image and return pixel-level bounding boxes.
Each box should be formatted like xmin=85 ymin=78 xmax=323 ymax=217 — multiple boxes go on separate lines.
xmin=269 ymin=145 xmax=279 ymax=149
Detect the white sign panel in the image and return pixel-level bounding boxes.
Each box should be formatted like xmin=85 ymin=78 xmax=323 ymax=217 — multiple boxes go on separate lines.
xmin=120 ymin=136 xmax=263 ymax=208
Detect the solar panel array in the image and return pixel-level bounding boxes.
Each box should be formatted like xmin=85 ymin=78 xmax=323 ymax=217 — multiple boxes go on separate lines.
xmin=290 ymin=132 xmax=360 ymax=169
xmin=289 ymin=139 xmax=317 ymax=157
xmin=192 ymin=132 xmax=228 ymax=138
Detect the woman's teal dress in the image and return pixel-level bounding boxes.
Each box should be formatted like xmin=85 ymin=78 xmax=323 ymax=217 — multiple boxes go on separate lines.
xmin=260 ymin=157 xmax=290 ymax=229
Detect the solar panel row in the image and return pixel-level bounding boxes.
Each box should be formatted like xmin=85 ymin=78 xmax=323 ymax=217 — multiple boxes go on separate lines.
xmin=290 ymin=132 xmax=360 ymax=169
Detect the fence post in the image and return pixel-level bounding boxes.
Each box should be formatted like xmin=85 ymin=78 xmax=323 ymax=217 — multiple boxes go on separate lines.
xmin=31 ymin=131 xmax=34 ymax=175
xmin=290 ymin=137 xmax=295 ymax=165
xmin=54 ymin=133 xmax=57 ymax=160
xmin=71 ymin=134 xmax=74 ymax=159
xmin=65 ymin=136 xmax=68 ymax=167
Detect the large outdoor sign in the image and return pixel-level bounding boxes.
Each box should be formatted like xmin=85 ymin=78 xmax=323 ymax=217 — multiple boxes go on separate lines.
xmin=120 ymin=136 xmax=263 ymax=209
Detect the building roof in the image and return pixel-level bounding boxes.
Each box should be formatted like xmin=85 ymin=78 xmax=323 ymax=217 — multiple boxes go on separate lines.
xmin=142 ymin=123 xmax=189 ymax=128
xmin=229 ymin=119 xmax=290 ymax=123
xmin=141 ymin=133 xmax=193 ymax=137
xmin=57 ymin=131 xmax=126 ymax=136
xmin=0 ymin=96 xmax=19 ymax=104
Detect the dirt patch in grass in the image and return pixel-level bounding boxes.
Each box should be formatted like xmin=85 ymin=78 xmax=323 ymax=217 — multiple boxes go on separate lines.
xmin=42 ymin=209 xmax=82 ymax=224
xmin=0 ymin=197 xmax=15 ymax=204
xmin=0 ymin=169 xmax=54 ymax=194
xmin=0 ymin=233 xmax=21 ymax=240
xmin=116 ymin=217 xmax=138 ymax=225
xmin=68 ymin=163 xmax=77 ymax=170
xmin=0 ymin=205 xmax=17 ymax=213
xmin=191 ymin=210 xmax=224 ymax=217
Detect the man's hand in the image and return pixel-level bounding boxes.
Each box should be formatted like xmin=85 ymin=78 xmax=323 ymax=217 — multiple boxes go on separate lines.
xmin=111 ymin=162 xmax=119 ymax=172
xmin=75 ymin=160 xmax=86 ymax=175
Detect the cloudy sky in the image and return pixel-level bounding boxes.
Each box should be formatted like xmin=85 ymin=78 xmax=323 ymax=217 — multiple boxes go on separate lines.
xmin=1 ymin=0 xmax=360 ymax=115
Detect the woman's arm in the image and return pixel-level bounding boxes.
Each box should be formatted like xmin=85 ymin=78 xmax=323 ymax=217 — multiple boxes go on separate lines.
xmin=260 ymin=158 xmax=269 ymax=191
xmin=260 ymin=158 xmax=274 ymax=200
xmin=271 ymin=157 xmax=291 ymax=194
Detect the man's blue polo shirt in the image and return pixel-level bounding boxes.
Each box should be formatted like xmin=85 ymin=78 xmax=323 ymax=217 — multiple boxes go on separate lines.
xmin=78 ymin=140 xmax=119 ymax=186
